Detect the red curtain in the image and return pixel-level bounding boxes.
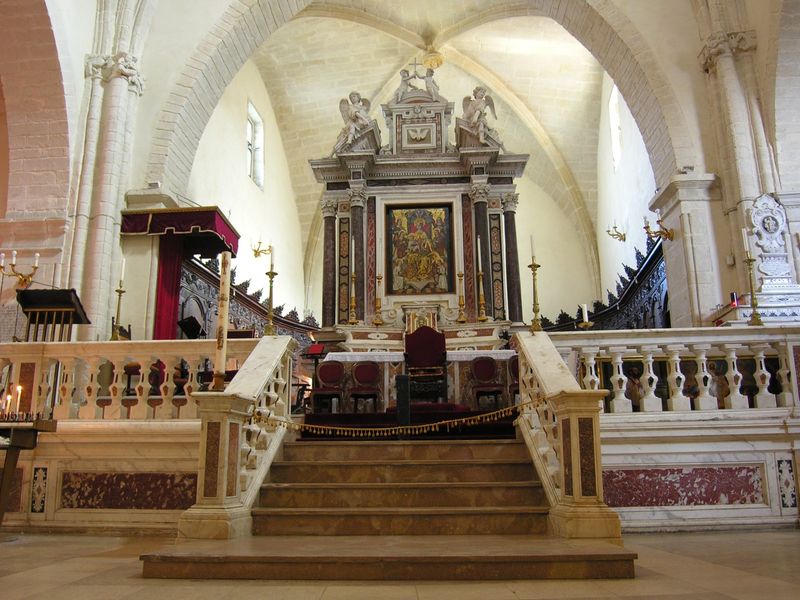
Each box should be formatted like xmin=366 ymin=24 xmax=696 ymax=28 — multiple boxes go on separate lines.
xmin=153 ymin=235 xmax=184 ymax=340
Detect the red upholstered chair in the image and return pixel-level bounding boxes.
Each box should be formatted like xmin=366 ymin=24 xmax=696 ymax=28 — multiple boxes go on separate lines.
xmin=404 ymin=325 xmax=447 ymax=403
xmin=471 ymin=356 xmax=504 ymax=411
xmin=508 ymin=354 xmax=520 ymax=404
xmin=310 ymin=360 xmax=345 ymax=413
xmin=349 ymin=361 xmax=381 ymax=413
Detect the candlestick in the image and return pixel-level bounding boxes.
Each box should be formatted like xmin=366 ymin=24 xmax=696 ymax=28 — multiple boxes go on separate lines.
xmin=1 ymin=250 xmax=40 ymax=289
xmin=348 ymin=272 xmax=358 ymax=325
xmin=477 ymin=268 xmax=488 ymax=322
xmin=110 ymin=280 xmax=126 ymax=341
xmin=744 ymin=253 xmax=763 ymax=326
xmin=529 ymin=259 xmax=542 ymax=332
xmin=456 ymin=272 xmax=467 ymax=323
xmin=264 ymin=267 xmax=277 ymax=335
xmin=373 ymin=274 xmax=384 ymax=326
xmin=213 ymin=251 xmax=232 ymax=390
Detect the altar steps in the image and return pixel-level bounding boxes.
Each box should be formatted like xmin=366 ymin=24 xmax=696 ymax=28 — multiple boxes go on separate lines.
xmin=140 ymin=439 xmax=636 ymax=580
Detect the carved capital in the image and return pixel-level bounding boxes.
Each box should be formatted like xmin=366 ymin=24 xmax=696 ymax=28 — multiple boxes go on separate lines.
xmin=347 ymin=186 xmax=367 ymax=209
xmin=110 ymin=52 xmax=144 ymax=95
xmin=469 ymin=182 xmax=491 ymax=204
xmin=321 ymin=196 xmax=338 ymax=218
xmin=84 ymin=53 xmax=112 ymax=80
xmin=699 ymin=30 xmax=757 ymax=72
xmin=502 ymin=192 xmax=519 ymax=213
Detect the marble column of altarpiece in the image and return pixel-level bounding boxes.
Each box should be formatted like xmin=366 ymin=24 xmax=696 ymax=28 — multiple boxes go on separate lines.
xmin=321 ymin=196 xmax=338 ymax=327
xmin=471 ymin=181 xmax=493 ymax=319
xmin=503 ymin=192 xmax=523 ymax=323
xmin=349 ymin=186 xmax=366 ymax=321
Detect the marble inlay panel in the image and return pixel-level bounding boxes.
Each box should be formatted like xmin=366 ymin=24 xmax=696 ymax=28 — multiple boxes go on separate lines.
xmin=338 ymin=217 xmax=350 ymax=323
xmin=578 ymin=417 xmax=596 ymax=497
xmin=30 ymin=466 xmax=47 ymax=513
xmin=226 ymin=422 xmax=239 ymax=497
xmin=0 ymin=467 xmax=23 ymax=512
xmin=367 ymin=197 xmax=376 ymax=310
xmin=777 ymin=459 xmax=797 ymax=508
xmin=489 ymin=213 xmax=504 ymax=316
xmin=60 ymin=472 xmax=197 ymax=509
xmin=603 ymin=465 xmax=764 ymax=507
xmin=462 ymin=194 xmax=476 ymax=321
xmin=204 ymin=421 xmax=220 ymax=497
xmin=562 ymin=418 xmax=572 ymax=496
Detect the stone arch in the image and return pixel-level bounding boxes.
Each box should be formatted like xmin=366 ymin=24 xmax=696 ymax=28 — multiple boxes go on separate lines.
xmin=146 ymin=0 xmax=692 ymax=201
xmin=0 ymin=0 xmax=70 ymax=219
xmin=773 ymin=0 xmax=800 ymax=192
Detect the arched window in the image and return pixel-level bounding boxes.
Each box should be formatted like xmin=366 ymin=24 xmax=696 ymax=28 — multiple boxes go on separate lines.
xmin=246 ymin=101 xmax=264 ymax=187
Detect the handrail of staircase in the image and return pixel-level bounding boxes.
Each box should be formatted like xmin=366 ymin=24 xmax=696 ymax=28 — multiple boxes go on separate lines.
xmin=178 ymin=335 xmax=298 ymax=539
xmin=514 ymin=331 xmax=607 ymax=508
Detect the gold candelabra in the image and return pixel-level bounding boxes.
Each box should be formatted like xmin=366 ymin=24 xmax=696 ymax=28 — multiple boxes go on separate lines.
xmin=577 ymin=320 xmax=594 ymax=330
xmin=744 ymin=252 xmax=764 ymax=326
xmin=372 ymin=274 xmax=384 ymax=326
xmin=110 ymin=280 xmax=126 ymax=340
xmin=456 ymin=272 xmax=467 ymax=323
xmin=0 ymin=252 xmax=39 ymax=289
xmin=606 ymin=224 xmax=626 ymax=242
xmin=477 ymin=270 xmax=488 ymax=322
xmin=253 ymin=241 xmax=278 ymax=336
xmin=529 ymin=259 xmax=542 ymax=332
xmin=644 ymin=216 xmax=674 ymax=241
xmin=348 ymin=273 xmax=358 ymax=325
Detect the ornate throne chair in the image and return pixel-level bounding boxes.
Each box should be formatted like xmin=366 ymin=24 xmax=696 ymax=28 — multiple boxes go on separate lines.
xmin=403 ymin=325 xmax=447 ymax=403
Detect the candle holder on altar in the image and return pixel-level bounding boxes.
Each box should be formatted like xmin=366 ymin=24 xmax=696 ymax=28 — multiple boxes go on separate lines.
xmin=372 ymin=274 xmax=384 ymax=327
xmin=529 ymin=259 xmax=542 ymax=332
xmin=0 ymin=252 xmax=39 ymax=289
xmin=110 ymin=280 xmax=126 ymax=340
xmin=744 ymin=253 xmax=764 ymax=326
xmin=577 ymin=320 xmax=594 ymax=330
xmin=477 ymin=270 xmax=488 ymax=322
xmin=456 ymin=272 xmax=467 ymax=323
xmin=348 ymin=273 xmax=358 ymax=325
xmin=264 ymin=269 xmax=278 ymax=335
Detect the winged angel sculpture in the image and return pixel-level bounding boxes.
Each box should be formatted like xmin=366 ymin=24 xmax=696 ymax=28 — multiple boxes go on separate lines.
xmin=337 ymin=91 xmax=372 ymax=147
xmin=462 ymin=86 xmax=498 ymax=144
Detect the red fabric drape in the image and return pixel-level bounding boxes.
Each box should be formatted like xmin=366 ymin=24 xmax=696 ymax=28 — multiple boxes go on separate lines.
xmin=153 ymin=235 xmax=184 ymax=340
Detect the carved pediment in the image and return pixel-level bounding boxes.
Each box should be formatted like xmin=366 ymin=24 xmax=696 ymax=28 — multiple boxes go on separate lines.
xmin=333 ymin=120 xmax=382 ymax=156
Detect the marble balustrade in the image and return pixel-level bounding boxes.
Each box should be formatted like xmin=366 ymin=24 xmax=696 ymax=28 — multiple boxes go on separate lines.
xmin=0 ymin=339 xmax=258 ymax=420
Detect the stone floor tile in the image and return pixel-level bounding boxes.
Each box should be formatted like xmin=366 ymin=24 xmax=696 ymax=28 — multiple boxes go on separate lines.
xmin=415 ymin=581 xmax=517 ymax=600
xmin=320 ymin=583 xmax=418 ymax=600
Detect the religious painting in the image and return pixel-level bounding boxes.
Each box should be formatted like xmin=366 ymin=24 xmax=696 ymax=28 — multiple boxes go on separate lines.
xmin=386 ymin=204 xmax=454 ymax=295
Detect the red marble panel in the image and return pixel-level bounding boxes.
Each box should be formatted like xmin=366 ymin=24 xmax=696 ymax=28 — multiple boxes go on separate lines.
xmin=0 ymin=467 xmax=23 ymax=512
xmin=226 ymin=422 xmax=239 ymax=497
xmin=602 ymin=465 xmax=764 ymax=507
xmin=461 ymin=194 xmax=476 ymax=320
xmin=203 ymin=421 xmax=220 ymax=497
xmin=338 ymin=218 xmax=350 ymax=322
xmin=367 ymin=197 xmax=376 ymax=312
xmin=489 ymin=214 xmax=504 ymax=315
xmin=60 ymin=472 xmax=197 ymax=509
xmin=562 ymin=418 xmax=572 ymax=496
xmin=578 ymin=417 xmax=597 ymax=497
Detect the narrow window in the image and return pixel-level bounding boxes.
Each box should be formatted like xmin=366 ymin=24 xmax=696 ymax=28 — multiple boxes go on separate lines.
xmin=246 ymin=102 xmax=264 ymax=187
xmin=608 ymin=85 xmax=623 ymax=172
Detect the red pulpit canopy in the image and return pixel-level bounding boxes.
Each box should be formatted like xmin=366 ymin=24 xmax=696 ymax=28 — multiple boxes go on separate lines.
xmin=121 ymin=206 xmax=239 ymax=257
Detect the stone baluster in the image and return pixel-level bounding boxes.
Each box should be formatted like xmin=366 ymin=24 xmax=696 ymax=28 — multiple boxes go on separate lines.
xmin=107 ymin=358 xmax=128 ymax=419
xmin=54 ymin=358 xmax=77 ymax=419
xmin=773 ymin=342 xmax=795 ymax=407
xmin=723 ymin=344 xmax=748 ymax=409
xmin=751 ymin=344 xmax=776 ymax=408
xmin=130 ymin=356 xmax=153 ymax=420
xmin=608 ymin=347 xmax=631 ymax=413
xmin=182 ymin=360 xmax=201 ymax=419
xmin=79 ymin=358 xmax=102 ymax=419
xmin=580 ymin=348 xmax=600 ymax=391
xmin=639 ymin=345 xmax=662 ymax=412
xmin=691 ymin=344 xmax=716 ymax=410
xmin=665 ymin=345 xmax=691 ymax=411
xmin=158 ymin=355 xmax=181 ymax=419
xmin=37 ymin=359 xmax=56 ymax=418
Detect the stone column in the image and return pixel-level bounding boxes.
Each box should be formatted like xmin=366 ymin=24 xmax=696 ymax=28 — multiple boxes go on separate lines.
xmin=651 ymin=174 xmax=722 ymax=326
xmin=349 ymin=186 xmax=366 ymax=322
xmin=177 ymin=393 xmax=253 ymax=539
xmin=502 ymin=192 xmax=523 ymax=323
xmin=321 ymin=196 xmax=338 ymax=328
xmin=470 ymin=181 xmax=492 ymax=318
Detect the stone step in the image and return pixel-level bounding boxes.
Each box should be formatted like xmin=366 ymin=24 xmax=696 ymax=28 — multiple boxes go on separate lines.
xmin=268 ymin=459 xmax=536 ymax=484
xmin=141 ymin=535 xmax=637 ymax=580
xmin=250 ymin=506 xmax=549 ymax=536
xmin=282 ymin=439 xmax=530 ymax=462
xmin=259 ymin=480 xmax=545 ymax=508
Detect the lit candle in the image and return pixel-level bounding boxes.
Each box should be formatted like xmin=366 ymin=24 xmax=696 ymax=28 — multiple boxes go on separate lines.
xmin=477 ymin=235 xmax=483 ymax=272
xmin=529 ymin=234 xmax=536 ymax=259
xmin=33 ymin=252 xmax=39 ymax=268
xmin=741 ymin=228 xmax=750 ymax=257
xmin=5 ymin=394 xmax=11 ymax=414
xmin=15 ymin=385 xmax=22 ymax=414
xmin=581 ymin=303 xmax=589 ymax=323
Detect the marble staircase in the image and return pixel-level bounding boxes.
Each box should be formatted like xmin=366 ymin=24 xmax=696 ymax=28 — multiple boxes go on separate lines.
xmin=141 ymin=438 xmax=637 ymax=579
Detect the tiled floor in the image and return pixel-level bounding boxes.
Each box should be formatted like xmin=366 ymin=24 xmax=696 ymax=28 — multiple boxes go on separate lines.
xmin=0 ymin=529 xmax=798 ymax=599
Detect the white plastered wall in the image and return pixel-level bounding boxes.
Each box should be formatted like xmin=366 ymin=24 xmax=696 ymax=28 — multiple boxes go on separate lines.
xmin=596 ymin=73 xmax=657 ymax=297
xmin=187 ymin=60 xmax=305 ymax=315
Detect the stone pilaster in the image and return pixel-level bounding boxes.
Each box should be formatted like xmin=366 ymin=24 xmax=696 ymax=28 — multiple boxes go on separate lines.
xmin=321 ymin=196 xmax=338 ymax=328
xmin=651 ymin=174 xmax=723 ymax=326
xmin=502 ymin=192 xmax=523 ymax=323
xmin=470 ymin=180 xmax=492 ymax=319
xmin=348 ymin=185 xmax=366 ymax=322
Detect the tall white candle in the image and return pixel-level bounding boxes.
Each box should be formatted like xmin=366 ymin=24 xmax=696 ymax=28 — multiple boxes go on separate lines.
xmin=5 ymin=394 xmax=11 ymax=414
xmin=529 ymin=234 xmax=536 ymax=259
xmin=11 ymin=250 xmax=17 ymax=265
xmin=477 ymin=235 xmax=483 ymax=272
xmin=581 ymin=303 xmax=589 ymax=323
xmin=15 ymin=385 xmax=22 ymax=414
xmin=33 ymin=253 xmax=39 ymax=268
xmin=0 ymin=253 xmax=5 ymax=268
xmin=351 ymin=237 xmax=355 ymax=265
xmin=213 ymin=251 xmax=232 ymax=389
xmin=120 ymin=258 xmax=126 ymax=284
xmin=741 ymin=228 xmax=750 ymax=256
xmin=269 ymin=243 xmax=274 ymax=271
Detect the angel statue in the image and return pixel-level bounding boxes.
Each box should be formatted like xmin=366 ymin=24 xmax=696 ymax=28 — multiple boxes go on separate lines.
xmin=424 ymin=68 xmax=440 ymax=101
xmin=338 ymin=91 xmax=372 ymax=146
xmin=393 ymin=69 xmax=420 ymax=103
xmin=462 ymin=86 xmax=497 ymax=144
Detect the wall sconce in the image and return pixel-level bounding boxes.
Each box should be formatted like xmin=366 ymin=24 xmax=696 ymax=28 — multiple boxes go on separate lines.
xmin=643 ymin=216 xmax=674 ymax=241
xmin=0 ymin=251 xmax=39 ymax=289
xmin=606 ymin=224 xmax=626 ymax=242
